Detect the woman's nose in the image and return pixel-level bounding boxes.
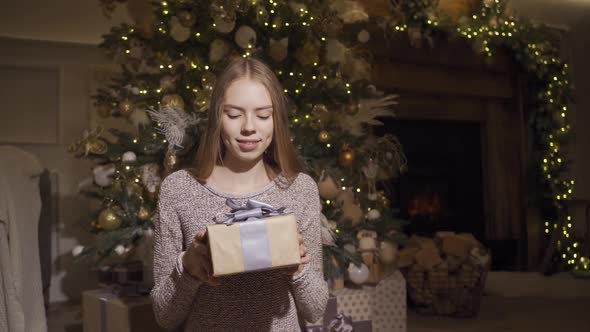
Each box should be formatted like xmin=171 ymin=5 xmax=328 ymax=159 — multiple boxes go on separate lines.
xmin=241 ymin=114 xmax=256 ymax=133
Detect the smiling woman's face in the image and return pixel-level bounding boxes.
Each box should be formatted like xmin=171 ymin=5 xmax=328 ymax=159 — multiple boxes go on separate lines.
xmin=220 ymin=77 xmax=274 ymax=164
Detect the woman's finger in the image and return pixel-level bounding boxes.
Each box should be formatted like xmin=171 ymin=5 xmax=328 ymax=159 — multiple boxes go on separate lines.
xmin=195 ymin=230 xmax=208 ymax=242
xmin=208 ymin=276 xmax=221 ymax=286
xmin=194 ymin=242 xmax=210 ymax=256
xmin=301 ymin=254 xmax=311 ymax=264
xmin=300 ymin=244 xmax=306 ymax=255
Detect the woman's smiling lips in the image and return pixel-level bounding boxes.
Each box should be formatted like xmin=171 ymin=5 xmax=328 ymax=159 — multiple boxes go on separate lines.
xmin=236 ymin=139 xmax=261 ymax=151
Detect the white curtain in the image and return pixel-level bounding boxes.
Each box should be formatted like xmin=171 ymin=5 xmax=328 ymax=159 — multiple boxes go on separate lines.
xmin=0 ymin=145 xmax=47 ymax=332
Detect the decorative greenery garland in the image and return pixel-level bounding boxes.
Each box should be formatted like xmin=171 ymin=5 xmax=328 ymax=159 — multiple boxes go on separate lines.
xmin=385 ymin=0 xmax=584 ymax=272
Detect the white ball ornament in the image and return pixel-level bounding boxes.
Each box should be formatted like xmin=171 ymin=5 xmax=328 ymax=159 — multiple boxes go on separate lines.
xmin=366 ymin=209 xmax=381 ymax=221
xmin=114 ymin=245 xmax=126 ymax=256
xmin=93 ymin=164 xmax=116 ymax=187
xmin=72 ymin=245 xmax=84 ymax=257
xmin=122 ymin=151 xmax=137 ymax=163
xmin=347 ymin=262 xmax=370 ymax=285
xmin=358 ymin=29 xmax=370 ymax=43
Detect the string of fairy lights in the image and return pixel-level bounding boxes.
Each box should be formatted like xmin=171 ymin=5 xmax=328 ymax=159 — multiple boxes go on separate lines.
xmin=387 ymin=0 xmax=586 ymax=271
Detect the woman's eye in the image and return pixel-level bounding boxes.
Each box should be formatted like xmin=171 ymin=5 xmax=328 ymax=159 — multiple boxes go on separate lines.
xmin=258 ymin=116 xmax=271 ymax=120
xmin=227 ymin=114 xmax=241 ymax=119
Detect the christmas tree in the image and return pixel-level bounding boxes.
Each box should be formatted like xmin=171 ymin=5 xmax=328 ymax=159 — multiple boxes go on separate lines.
xmin=70 ymin=0 xmax=408 ymax=285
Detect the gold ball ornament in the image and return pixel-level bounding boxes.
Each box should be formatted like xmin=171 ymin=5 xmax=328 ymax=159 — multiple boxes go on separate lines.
xmin=96 ymin=104 xmax=112 ymax=118
xmin=137 ymin=205 xmax=151 ymax=221
xmin=177 ymin=10 xmax=196 ymax=27
xmin=339 ymin=145 xmax=355 ymax=168
xmin=318 ymin=130 xmax=331 ymax=143
xmin=118 ymin=98 xmax=134 ymax=116
xmin=98 ymin=207 xmax=123 ymax=230
xmin=161 ymin=94 xmax=185 ymax=111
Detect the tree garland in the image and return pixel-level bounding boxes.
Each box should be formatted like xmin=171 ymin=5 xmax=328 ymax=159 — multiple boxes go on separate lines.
xmin=383 ymin=0 xmax=584 ymax=273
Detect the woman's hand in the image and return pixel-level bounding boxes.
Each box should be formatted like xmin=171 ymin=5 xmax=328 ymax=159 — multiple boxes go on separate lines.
xmin=182 ymin=231 xmax=220 ymax=286
xmin=283 ymin=233 xmax=311 ymax=278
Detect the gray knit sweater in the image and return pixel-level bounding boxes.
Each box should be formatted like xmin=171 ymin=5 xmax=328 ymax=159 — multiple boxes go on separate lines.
xmin=150 ymin=169 xmax=329 ymax=331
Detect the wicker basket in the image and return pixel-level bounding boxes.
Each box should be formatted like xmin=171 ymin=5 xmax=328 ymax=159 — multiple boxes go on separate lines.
xmin=401 ymin=238 xmax=491 ymax=317
xmin=404 ymin=259 xmax=490 ymax=317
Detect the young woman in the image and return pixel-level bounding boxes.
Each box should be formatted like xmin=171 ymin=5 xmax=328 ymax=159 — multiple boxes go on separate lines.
xmin=151 ymin=57 xmax=328 ymax=331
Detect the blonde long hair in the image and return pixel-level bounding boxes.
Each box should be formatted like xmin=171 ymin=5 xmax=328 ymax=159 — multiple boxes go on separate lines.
xmin=188 ymin=57 xmax=304 ymax=184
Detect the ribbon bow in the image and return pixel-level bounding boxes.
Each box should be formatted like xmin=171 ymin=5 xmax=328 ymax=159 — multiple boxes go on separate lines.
xmin=214 ymin=198 xmax=288 ymax=225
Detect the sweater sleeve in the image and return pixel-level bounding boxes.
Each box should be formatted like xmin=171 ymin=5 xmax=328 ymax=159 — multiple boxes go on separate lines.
xmin=150 ymin=175 xmax=202 ymax=331
xmin=289 ymin=174 xmax=329 ymax=323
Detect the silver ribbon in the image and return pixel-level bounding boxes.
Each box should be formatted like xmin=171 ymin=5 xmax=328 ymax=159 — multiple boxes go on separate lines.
xmin=214 ymin=198 xmax=288 ymax=225
xmin=213 ymin=198 xmax=291 ymax=272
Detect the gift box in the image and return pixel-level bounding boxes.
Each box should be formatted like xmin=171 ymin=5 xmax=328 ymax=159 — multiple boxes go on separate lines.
xmin=207 ymin=199 xmax=300 ymax=277
xmin=304 ymin=271 xmax=407 ymax=332
xmin=83 ymin=289 xmax=164 ymax=332
xmin=304 ymin=291 xmax=372 ymax=332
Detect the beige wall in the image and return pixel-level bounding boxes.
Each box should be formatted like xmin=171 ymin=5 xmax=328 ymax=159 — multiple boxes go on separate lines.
xmin=0 ymin=37 xmax=110 ymax=303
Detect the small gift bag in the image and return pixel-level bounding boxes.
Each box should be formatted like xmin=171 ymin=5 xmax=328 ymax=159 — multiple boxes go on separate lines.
xmin=207 ymin=198 xmax=301 ymax=277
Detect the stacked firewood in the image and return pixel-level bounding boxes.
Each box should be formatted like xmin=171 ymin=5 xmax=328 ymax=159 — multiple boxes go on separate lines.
xmin=398 ymin=232 xmax=491 ymax=317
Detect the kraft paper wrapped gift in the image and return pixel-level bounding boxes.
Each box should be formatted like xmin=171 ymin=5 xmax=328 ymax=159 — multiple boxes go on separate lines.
xmin=304 ymin=296 xmax=372 ymax=332
xmin=304 ymin=271 xmax=407 ymax=332
xmin=83 ymin=289 xmax=164 ymax=332
xmin=207 ymin=198 xmax=301 ymax=277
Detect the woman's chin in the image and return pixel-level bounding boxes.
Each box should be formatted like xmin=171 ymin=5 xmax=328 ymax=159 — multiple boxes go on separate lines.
xmin=229 ymin=150 xmax=264 ymax=164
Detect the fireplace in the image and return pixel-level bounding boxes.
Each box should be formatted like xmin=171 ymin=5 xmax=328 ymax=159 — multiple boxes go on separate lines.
xmin=363 ymin=25 xmax=535 ymax=269
xmin=375 ymin=119 xmax=486 ymax=242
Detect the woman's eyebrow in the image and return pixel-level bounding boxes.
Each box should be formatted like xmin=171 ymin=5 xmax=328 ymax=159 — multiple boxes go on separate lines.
xmin=224 ymin=104 xmax=273 ymax=111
